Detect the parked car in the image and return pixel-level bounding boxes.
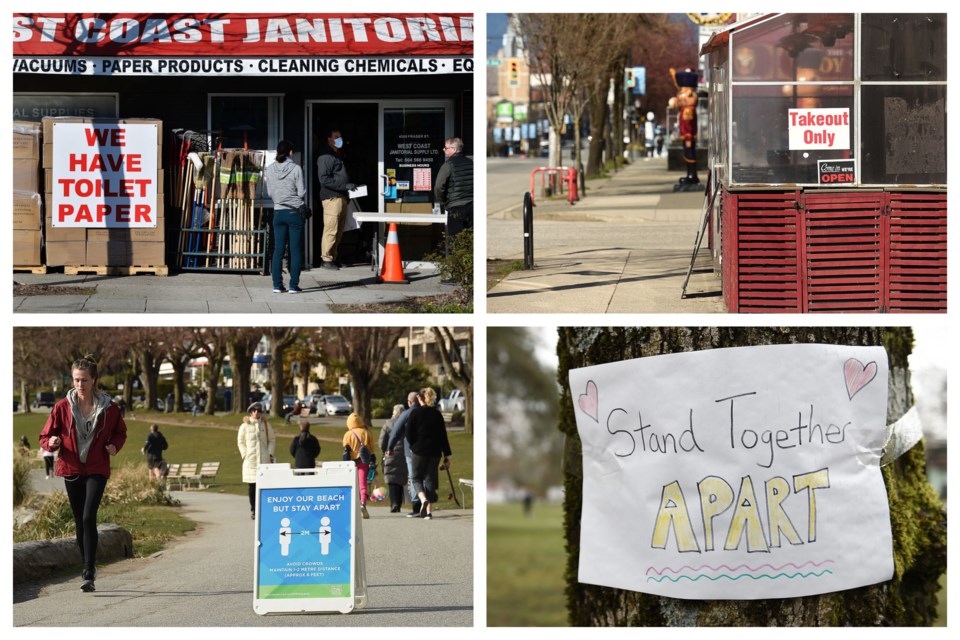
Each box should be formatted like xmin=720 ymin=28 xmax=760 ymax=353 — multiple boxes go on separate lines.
xmin=281 ymin=395 xmax=300 ymax=416
xmin=438 ymin=389 xmax=465 ymax=412
xmin=319 ymin=394 xmax=352 ymax=416
xmin=306 ymin=394 xmax=324 ymax=415
xmin=155 ymin=393 xmax=194 ymax=412
xmin=33 ymin=391 xmax=56 ymax=408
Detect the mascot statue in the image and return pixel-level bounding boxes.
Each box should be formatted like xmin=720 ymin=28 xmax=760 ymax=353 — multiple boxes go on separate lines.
xmin=670 ymin=67 xmax=703 ymax=192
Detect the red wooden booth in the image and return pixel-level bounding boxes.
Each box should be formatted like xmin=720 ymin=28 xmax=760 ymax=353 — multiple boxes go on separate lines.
xmin=701 ymin=13 xmax=946 ymax=313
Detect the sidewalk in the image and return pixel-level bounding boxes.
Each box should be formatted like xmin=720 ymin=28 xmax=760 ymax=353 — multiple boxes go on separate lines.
xmin=14 ymin=263 xmax=450 ymax=313
xmin=487 ymin=156 xmax=726 ymax=313
xmin=14 ymin=487 xmax=473 ymax=627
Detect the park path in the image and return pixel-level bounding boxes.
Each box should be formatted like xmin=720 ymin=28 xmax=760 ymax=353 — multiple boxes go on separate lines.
xmin=14 ymin=487 xmax=473 ymax=627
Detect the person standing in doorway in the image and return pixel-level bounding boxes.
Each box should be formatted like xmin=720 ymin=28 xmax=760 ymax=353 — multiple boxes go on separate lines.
xmin=264 ymin=140 xmax=307 ymax=294
xmin=238 ymin=402 xmax=276 ymax=520
xmin=39 ymin=355 xmax=127 ymax=592
xmin=434 ymin=136 xmax=473 ymax=237
xmin=316 ymin=128 xmax=356 ymax=271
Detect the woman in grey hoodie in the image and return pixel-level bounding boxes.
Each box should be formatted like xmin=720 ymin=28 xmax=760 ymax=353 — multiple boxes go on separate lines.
xmin=264 ymin=140 xmax=306 ymax=294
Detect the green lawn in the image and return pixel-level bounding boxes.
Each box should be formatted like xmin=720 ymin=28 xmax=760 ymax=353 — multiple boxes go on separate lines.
xmin=487 ymin=502 xmax=568 ymax=626
xmin=14 ymin=412 xmax=474 ymax=508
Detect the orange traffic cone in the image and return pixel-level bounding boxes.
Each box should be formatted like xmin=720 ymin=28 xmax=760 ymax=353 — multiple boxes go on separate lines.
xmin=379 ymin=222 xmax=408 ymax=284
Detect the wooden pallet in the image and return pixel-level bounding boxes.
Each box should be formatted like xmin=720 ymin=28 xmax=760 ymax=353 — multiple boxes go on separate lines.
xmin=14 ymin=265 xmax=47 ymax=274
xmin=64 ymin=264 xmax=169 ymax=276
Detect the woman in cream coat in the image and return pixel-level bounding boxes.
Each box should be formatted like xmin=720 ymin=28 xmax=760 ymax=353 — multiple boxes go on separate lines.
xmin=238 ymin=402 xmax=276 ymax=519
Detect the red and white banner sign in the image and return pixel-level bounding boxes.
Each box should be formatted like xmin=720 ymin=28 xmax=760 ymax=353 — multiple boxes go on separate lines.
xmin=13 ymin=14 xmax=473 ymax=57
xmin=51 ymin=123 xmax=159 ymax=228
xmin=788 ymin=108 xmax=850 ymax=151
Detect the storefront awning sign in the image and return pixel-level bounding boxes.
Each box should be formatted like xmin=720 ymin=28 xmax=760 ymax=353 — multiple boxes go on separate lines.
xmin=569 ymin=343 xmax=894 ymax=600
xmin=51 ymin=122 xmax=158 ymax=228
xmin=788 ymin=108 xmax=850 ymax=150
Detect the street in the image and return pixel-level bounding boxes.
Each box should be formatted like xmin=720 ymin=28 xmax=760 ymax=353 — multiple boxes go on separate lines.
xmin=486 ymin=155 xmax=548 ymax=216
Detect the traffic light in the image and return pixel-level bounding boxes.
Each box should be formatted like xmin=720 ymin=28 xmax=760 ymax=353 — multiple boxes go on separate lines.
xmin=509 ymin=59 xmax=519 ymax=85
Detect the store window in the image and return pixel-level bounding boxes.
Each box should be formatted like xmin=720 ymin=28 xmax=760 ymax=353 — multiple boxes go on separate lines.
xmin=209 ymin=95 xmax=281 ymax=150
xmin=383 ymin=107 xmax=446 ymax=205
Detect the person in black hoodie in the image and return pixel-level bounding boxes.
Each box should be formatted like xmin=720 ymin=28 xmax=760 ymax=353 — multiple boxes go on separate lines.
xmin=406 ymin=387 xmax=452 ymax=520
xmin=289 ymin=418 xmax=321 ymax=469
xmin=264 ymin=140 xmax=306 ymax=294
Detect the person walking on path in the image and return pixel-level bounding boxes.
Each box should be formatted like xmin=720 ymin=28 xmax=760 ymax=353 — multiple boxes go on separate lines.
xmin=434 ymin=136 xmax=473 ymax=237
xmin=38 ymin=355 xmax=127 ymax=592
xmin=289 ymin=418 xmax=321 ymax=469
xmin=42 ymin=444 xmax=56 ymax=479
xmin=386 ymin=391 xmax=423 ymax=517
xmin=238 ymin=402 xmax=276 ymax=519
xmin=141 ymin=423 xmax=169 ymax=480
xmin=406 ymin=387 xmax=452 ymax=520
xmin=342 ymin=412 xmax=374 ymax=519
xmin=378 ymin=404 xmax=408 ymax=513
xmin=316 ymin=128 xmax=356 ymax=271
xmin=264 ymin=140 xmax=307 ymax=294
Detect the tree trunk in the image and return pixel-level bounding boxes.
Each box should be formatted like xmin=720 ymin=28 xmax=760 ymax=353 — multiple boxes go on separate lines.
xmin=557 ymin=327 xmax=946 ymax=626
xmin=586 ymin=82 xmax=608 ymax=178
xmin=170 ymin=360 xmax=188 ymax=412
xmin=228 ymin=344 xmax=253 ymax=414
xmin=138 ymin=351 xmax=161 ymax=412
xmin=611 ymin=59 xmax=626 ymax=168
xmin=20 ymin=378 xmax=31 ymax=414
xmin=205 ymin=361 xmax=222 ymax=415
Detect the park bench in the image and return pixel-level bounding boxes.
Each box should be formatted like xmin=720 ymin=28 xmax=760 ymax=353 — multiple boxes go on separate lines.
xmin=177 ymin=463 xmax=198 ymax=490
xmin=458 ymin=478 xmax=473 ymax=509
xmin=197 ymin=462 xmax=221 ymax=488
xmin=165 ymin=463 xmax=182 ymax=490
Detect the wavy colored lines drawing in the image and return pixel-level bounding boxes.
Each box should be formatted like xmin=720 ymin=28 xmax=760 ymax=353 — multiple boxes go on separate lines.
xmin=645 ymin=560 xmax=835 ymax=583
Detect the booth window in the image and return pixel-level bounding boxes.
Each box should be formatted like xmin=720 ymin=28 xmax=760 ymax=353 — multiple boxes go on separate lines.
xmin=861 ymin=14 xmax=946 ymax=82
xmin=209 ymin=95 xmax=281 ymax=150
xmin=731 ymin=84 xmax=853 ymax=184
xmin=731 ymin=14 xmax=854 ymax=83
xmin=860 ymin=84 xmax=946 ymax=184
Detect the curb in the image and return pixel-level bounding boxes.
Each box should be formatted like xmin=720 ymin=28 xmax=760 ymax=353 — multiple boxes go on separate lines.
xmin=13 ymin=523 xmax=133 ymax=585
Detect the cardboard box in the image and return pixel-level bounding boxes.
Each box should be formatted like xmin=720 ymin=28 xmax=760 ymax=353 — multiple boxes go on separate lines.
xmin=14 ymin=229 xmax=42 ymax=266
xmin=86 ymin=215 xmax=166 ymax=243
xmin=44 ymin=195 xmax=88 ymax=241
xmin=45 ymin=240 xmax=86 ymax=266
xmin=86 ymin=240 xmax=165 ymax=266
xmin=13 ymin=121 xmax=41 ymax=159
xmin=14 ymin=157 xmax=40 ymax=192
xmin=13 ymin=192 xmax=42 ymax=230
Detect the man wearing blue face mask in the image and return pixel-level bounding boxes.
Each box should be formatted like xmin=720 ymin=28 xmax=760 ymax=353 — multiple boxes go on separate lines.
xmin=316 ymin=128 xmax=356 ymax=270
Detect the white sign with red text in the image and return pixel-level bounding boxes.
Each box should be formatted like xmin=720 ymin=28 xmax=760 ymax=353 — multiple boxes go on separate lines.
xmin=788 ymin=108 xmax=850 ymax=151
xmin=51 ymin=123 xmax=158 ymax=227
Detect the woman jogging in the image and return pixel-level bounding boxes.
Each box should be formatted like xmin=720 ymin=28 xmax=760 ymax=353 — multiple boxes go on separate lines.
xmin=39 ymin=355 xmax=127 ymax=592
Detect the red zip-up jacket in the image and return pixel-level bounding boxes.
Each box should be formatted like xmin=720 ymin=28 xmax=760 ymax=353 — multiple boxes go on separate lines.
xmin=39 ymin=396 xmax=127 ymax=478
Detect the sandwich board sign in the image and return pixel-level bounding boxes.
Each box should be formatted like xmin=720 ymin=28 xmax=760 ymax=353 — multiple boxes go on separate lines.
xmin=253 ymin=462 xmax=367 ymax=614
xmin=569 ymin=343 xmax=894 ymax=600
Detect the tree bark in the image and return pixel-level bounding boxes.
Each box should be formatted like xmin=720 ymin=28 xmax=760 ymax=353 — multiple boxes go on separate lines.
xmin=226 ymin=328 xmax=262 ymax=414
xmin=586 ymin=83 xmax=608 ymax=178
xmin=267 ymin=328 xmax=299 ymax=418
xmin=433 ymin=327 xmax=473 ymax=434
xmin=557 ymin=327 xmax=946 ymax=626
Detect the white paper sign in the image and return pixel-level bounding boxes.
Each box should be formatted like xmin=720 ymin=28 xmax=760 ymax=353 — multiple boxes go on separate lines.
xmin=788 ymin=108 xmax=850 ymax=150
xmin=51 ymin=122 xmax=159 ymax=228
xmin=569 ymin=344 xmax=893 ymax=600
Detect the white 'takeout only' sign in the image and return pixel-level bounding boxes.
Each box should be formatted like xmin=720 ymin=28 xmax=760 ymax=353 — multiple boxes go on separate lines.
xmin=788 ymin=108 xmax=850 ymax=150
xmin=51 ymin=122 xmax=158 ymax=227
xmin=569 ymin=343 xmax=894 ymax=600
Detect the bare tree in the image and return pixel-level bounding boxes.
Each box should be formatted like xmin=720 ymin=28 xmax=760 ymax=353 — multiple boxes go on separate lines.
xmin=265 ymin=328 xmax=301 ymax=419
xmin=226 ymin=328 xmax=264 ymax=413
xmin=432 ymin=327 xmax=473 ymax=434
xmin=159 ymin=328 xmax=200 ymax=412
xmin=192 ymin=327 xmax=229 ymax=415
xmin=333 ymin=327 xmax=405 ymax=421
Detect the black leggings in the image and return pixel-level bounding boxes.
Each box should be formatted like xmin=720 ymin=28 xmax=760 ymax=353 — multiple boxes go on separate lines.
xmin=43 ymin=456 xmax=55 ymax=476
xmin=63 ymin=474 xmax=108 ymax=577
xmin=248 ymin=483 xmax=257 ymax=513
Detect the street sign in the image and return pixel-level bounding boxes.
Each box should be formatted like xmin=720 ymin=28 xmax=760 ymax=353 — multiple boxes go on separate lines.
xmin=253 ymin=462 xmax=367 ymax=614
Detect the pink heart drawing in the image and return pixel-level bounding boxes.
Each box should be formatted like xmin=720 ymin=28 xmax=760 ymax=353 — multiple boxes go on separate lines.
xmin=578 ymin=380 xmax=599 ymax=422
xmin=843 ymin=358 xmax=878 ymax=400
